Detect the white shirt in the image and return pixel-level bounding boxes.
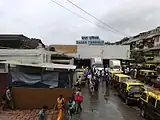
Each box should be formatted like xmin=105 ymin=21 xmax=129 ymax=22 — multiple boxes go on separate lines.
xmin=6 ymin=89 xmax=11 ymax=100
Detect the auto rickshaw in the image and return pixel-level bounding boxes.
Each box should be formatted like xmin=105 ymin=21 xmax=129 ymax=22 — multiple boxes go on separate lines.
xmin=112 ymin=74 xmax=131 ymax=90
xmin=137 ymin=69 xmax=157 ymax=84
xmin=109 ymin=70 xmax=123 ymax=85
xmin=119 ymin=80 xmax=145 ymax=104
xmin=144 ymin=64 xmax=156 ymax=70
xmin=139 ymin=88 xmax=160 ymax=120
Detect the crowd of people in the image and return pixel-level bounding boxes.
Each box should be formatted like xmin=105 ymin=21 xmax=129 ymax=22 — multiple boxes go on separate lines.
xmin=83 ymin=67 xmax=109 ymax=95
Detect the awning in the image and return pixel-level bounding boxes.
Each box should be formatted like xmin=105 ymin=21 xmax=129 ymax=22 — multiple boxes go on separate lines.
xmin=0 ymin=61 xmax=76 ymax=70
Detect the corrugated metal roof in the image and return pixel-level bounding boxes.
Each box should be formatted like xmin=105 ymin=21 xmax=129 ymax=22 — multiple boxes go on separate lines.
xmin=0 ymin=61 xmax=76 ymax=70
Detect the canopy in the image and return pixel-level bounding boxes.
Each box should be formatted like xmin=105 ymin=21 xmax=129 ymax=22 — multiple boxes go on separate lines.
xmin=0 ymin=61 xmax=76 ymax=70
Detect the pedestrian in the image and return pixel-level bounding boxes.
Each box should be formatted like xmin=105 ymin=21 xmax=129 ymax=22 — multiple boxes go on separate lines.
xmin=38 ymin=105 xmax=48 ymax=120
xmin=67 ymin=97 xmax=76 ymax=117
xmin=75 ymin=92 xmax=83 ymax=113
xmin=76 ymin=87 xmax=82 ymax=96
xmin=5 ymin=86 xmax=14 ymax=110
xmin=56 ymin=94 xmax=65 ymax=111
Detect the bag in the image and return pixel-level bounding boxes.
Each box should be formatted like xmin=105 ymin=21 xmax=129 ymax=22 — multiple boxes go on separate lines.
xmin=75 ymin=95 xmax=83 ymax=102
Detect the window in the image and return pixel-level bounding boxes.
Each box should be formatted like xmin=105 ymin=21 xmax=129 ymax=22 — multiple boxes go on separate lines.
xmin=148 ymin=97 xmax=156 ymax=107
xmin=141 ymin=93 xmax=147 ymax=100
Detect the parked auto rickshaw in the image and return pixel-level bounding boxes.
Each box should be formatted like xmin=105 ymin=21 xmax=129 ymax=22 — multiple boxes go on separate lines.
xmin=109 ymin=71 xmax=123 ymax=85
xmin=119 ymin=80 xmax=145 ymax=104
xmin=137 ymin=69 xmax=157 ymax=84
xmin=139 ymin=88 xmax=160 ymax=120
xmin=112 ymin=74 xmax=131 ymax=89
xmin=144 ymin=64 xmax=156 ymax=70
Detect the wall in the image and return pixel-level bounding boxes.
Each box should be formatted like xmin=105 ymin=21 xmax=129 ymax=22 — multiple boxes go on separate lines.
xmin=50 ymin=45 xmax=77 ymax=53
xmin=0 ymin=73 xmax=9 ymax=95
xmin=77 ymin=45 xmax=130 ymax=59
xmin=0 ymin=49 xmax=51 ymax=63
xmin=12 ymin=88 xmax=73 ymax=109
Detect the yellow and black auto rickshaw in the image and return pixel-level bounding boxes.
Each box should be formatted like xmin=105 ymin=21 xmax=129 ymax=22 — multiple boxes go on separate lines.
xmin=144 ymin=64 xmax=156 ymax=70
xmin=137 ymin=69 xmax=157 ymax=84
xmin=119 ymin=80 xmax=145 ymax=104
xmin=139 ymin=88 xmax=160 ymax=120
xmin=112 ymin=74 xmax=131 ymax=89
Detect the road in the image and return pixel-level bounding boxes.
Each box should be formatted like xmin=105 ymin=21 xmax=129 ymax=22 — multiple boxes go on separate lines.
xmin=72 ymin=83 xmax=144 ymax=120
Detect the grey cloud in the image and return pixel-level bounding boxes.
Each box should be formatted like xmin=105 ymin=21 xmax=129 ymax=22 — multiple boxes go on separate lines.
xmin=0 ymin=0 xmax=160 ymax=44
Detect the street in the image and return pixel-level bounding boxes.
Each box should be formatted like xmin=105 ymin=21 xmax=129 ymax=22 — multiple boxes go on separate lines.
xmin=73 ymin=83 xmax=144 ymax=120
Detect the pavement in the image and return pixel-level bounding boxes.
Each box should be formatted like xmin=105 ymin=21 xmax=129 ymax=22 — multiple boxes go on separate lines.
xmin=72 ymin=83 xmax=144 ymax=120
xmin=0 ymin=82 xmax=145 ymax=120
xmin=0 ymin=109 xmax=57 ymax=120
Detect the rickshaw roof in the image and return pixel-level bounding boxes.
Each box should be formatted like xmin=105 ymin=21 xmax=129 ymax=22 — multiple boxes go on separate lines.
xmin=140 ymin=69 xmax=156 ymax=72
xmin=145 ymin=64 xmax=156 ymax=66
xmin=146 ymin=88 xmax=160 ymax=100
xmin=109 ymin=71 xmax=122 ymax=74
xmin=114 ymin=74 xmax=131 ymax=78
xmin=123 ymin=80 xmax=144 ymax=86
xmin=156 ymin=66 xmax=160 ymax=69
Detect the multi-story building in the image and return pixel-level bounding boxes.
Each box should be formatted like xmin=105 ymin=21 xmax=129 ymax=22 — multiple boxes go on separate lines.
xmin=76 ymin=36 xmax=105 ymax=45
xmin=116 ymin=27 xmax=160 ymax=63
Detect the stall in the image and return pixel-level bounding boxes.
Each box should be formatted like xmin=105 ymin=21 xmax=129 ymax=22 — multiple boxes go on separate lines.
xmin=0 ymin=61 xmax=76 ymax=109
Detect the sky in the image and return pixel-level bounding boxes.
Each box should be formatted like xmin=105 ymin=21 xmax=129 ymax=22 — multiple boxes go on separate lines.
xmin=0 ymin=0 xmax=160 ymax=45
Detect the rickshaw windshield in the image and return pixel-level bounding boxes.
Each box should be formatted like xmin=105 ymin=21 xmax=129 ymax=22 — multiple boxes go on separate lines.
xmin=128 ymin=85 xmax=145 ymax=94
xmin=148 ymin=72 xmax=156 ymax=76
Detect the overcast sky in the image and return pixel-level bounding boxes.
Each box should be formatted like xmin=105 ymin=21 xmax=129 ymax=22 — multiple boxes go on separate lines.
xmin=0 ymin=0 xmax=160 ymax=45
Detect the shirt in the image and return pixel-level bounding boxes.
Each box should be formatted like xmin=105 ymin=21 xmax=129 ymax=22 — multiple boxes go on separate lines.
xmin=39 ymin=110 xmax=46 ymax=120
xmin=6 ymin=89 xmax=11 ymax=100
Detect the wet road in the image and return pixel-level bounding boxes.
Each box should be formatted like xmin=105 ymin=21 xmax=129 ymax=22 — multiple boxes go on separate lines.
xmin=73 ymin=83 xmax=144 ymax=120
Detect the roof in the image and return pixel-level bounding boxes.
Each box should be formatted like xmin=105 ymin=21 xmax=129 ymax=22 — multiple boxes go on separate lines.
xmin=114 ymin=73 xmax=131 ymax=78
xmin=0 ymin=34 xmax=45 ymax=49
xmin=0 ymin=61 xmax=76 ymax=70
xmin=109 ymin=70 xmax=122 ymax=74
xmin=124 ymin=80 xmax=144 ymax=86
xmin=140 ymin=69 xmax=156 ymax=72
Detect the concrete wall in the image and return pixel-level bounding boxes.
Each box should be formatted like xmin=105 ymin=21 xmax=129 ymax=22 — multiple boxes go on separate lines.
xmin=76 ymin=45 xmax=130 ymax=59
xmin=0 ymin=49 xmax=52 ymax=63
xmin=50 ymin=45 xmax=77 ymax=53
xmin=12 ymin=88 xmax=73 ymax=109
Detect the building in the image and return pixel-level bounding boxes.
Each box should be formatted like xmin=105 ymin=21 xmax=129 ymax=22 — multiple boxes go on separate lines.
xmin=74 ymin=45 xmax=130 ymax=67
xmin=115 ymin=27 xmax=160 ymax=63
xmin=76 ymin=36 xmax=105 ymax=45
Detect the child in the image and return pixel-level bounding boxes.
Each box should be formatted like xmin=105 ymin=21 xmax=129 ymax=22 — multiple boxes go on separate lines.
xmin=38 ymin=105 xmax=48 ymax=120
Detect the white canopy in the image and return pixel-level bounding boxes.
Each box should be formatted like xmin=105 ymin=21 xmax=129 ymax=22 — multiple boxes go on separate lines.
xmin=0 ymin=61 xmax=76 ymax=70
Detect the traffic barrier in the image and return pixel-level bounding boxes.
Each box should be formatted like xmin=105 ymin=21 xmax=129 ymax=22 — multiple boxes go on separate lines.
xmin=56 ymin=109 xmax=63 ymax=120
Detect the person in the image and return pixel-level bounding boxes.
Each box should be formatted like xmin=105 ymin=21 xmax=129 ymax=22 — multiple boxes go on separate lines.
xmin=67 ymin=97 xmax=76 ymax=117
xmin=5 ymin=86 xmax=14 ymax=109
xmin=76 ymin=87 xmax=82 ymax=96
xmin=57 ymin=94 xmax=65 ymax=111
xmin=74 ymin=92 xmax=83 ymax=113
xmin=76 ymin=76 xmax=81 ymax=87
xmin=38 ymin=105 xmax=48 ymax=120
